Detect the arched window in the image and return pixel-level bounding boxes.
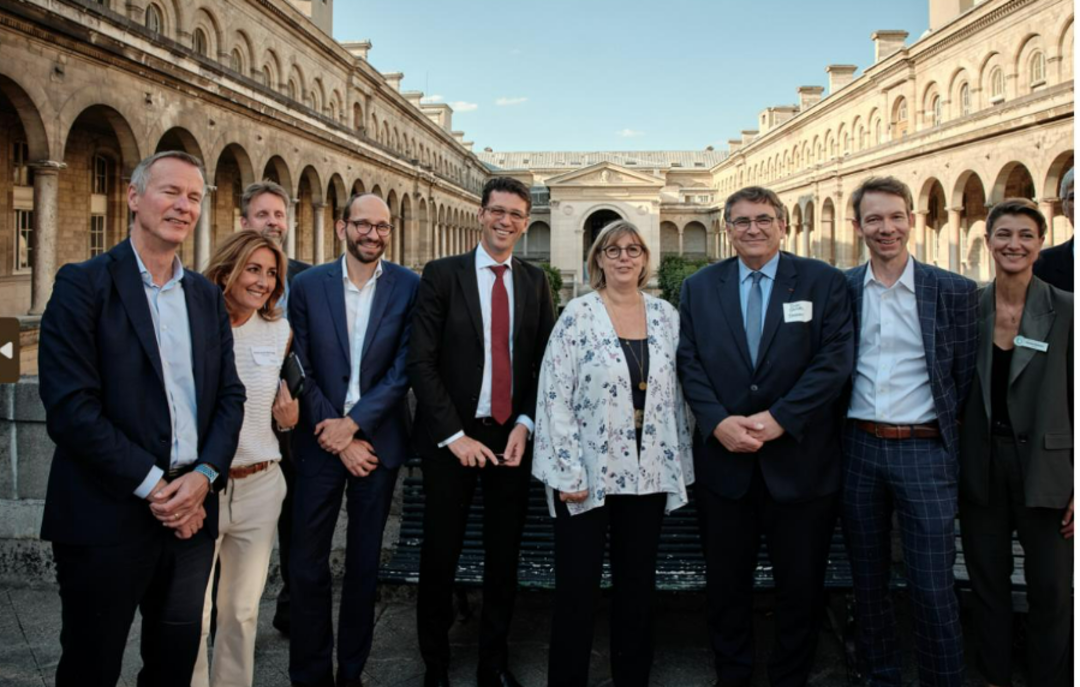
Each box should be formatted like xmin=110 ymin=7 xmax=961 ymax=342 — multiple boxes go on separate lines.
xmin=875 ymin=120 xmax=883 ymax=145
xmin=931 ymin=96 xmax=942 ymax=127
xmin=230 ymin=49 xmax=243 ymax=73
xmin=193 ymin=28 xmax=208 ymax=57
xmin=892 ymin=98 xmax=909 ymax=139
xmin=1030 ymin=51 xmax=1046 ymax=87
xmin=960 ymin=83 xmax=971 ymax=115
xmin=145 ymin=4 xmax=163 ymax=34
xmin=262 ymin=65 xmax=273 ymax=88
xmin=287 ymin=79 xmax=297 ymax=101
xmin=990 ymin=67 xmax=1005 ymax=101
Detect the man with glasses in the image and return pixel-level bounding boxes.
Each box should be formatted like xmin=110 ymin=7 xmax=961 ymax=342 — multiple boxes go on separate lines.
xmin=286 ymin=193 xmax=419 ymax=687
xmin=841 ymin=176 xmax=976 ymax=686
xmin=678 ymin=186 xmax=854 ymax=687
xmin=408 ymin=176 xmax=556 ymax=687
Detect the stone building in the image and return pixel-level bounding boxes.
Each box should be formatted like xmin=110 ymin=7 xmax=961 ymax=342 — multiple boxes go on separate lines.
xmin=0 ymin=0 xmax=489 ymax=316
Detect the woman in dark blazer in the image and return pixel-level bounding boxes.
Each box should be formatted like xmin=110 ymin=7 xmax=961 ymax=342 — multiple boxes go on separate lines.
xmin=959 ymin=198 xmax=1073 ymax=687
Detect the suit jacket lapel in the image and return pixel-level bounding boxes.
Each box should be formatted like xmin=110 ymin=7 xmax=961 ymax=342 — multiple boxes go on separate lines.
xmin=457 ymin=249 xmax=485 ymax=345
xmin=110 ymin=240 xmax=164 ymax=387
xmin=182 ymin=271 xmax=207 ymax=403
xmin=322 ymin=259 xmax=350 ymax=362
xmin=976 ymin=285 xmax=995 ymax=420
xmin=717 ymin=260 xmax=752 ymax=370
xmin=361 ymin=264 xmax=397 ymax=362
xmin=511 ymin=257 xmax=526 ymax=343
xmin=913 ymin=260 xmax=938 ymax=376
xmin=756 ymin=253 xmax=798 ymax=366
xmin=848 ymin=263 xmax=867 ymax=372
xmin=1010 ymin=278 xmax=1054 ymax=386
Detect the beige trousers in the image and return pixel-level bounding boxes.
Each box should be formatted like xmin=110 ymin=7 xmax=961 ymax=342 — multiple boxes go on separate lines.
xmin=193 ymin=462 xmax=286 ymax=687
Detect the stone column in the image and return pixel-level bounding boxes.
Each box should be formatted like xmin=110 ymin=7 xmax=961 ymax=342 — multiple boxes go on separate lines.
xmin=194 ymin=184 xmax=216 ymax=272
xmin=914 ymin=211 xmax=928 ymax=264
xmin=1039 ymin=198 xmax=1058 ymax=245
xmin=29 ymin=162 xmax=65 ymax=316
xmin=801 ymin=223 xmax=811 ymax=257
xmin=947 ymin=207 xmax=963 ymax=273
xmin=678 ymin=227 xmax=684 ymax=256
xmin=286 ymin=198 xmax=298 ymax=259
xmin=313 ymin=203 xmax=326 ymax=265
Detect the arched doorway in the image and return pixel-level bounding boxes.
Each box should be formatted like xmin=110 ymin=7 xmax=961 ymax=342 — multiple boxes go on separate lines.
xmin=582 ymin=208 xmax=622 ymax=282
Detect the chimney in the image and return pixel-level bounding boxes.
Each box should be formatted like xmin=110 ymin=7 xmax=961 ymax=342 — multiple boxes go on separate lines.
xmin=402 ymin=91 xmax=424 ymax=108
xmin=451 ymin=131 xmax=466 ymax=146
xmin=826 ymin=65 xmax=858 ymax=95
xmin=728 ymin=139 xmax=743 ymax=154
xmin=929 ymin=0 xmax=975 ymax=31
xmin=383 ymin=72 xmax=404 ymax=92
xmin=340 ymin=40 xmax=372 ymax=61
xmin=741 ymin=130 xmax=759 ymax=145
xmin=797 ymin=86 xmax=825 ymax=111
xmin=872 ymin=31 xmax=908 ymax=64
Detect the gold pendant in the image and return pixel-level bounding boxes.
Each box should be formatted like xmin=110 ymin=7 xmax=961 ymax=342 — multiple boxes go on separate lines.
xmin=638 ymin=381 xmax=648 ymax=391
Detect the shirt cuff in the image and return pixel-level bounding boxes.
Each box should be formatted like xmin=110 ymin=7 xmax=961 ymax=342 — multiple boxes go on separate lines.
xmin=515 ymin=415 xmax=535 ymax=437
xmin=438 ymin=431 xmax=465 ymax=449
xmin=134 ymin=465 xmax=165 ymax=499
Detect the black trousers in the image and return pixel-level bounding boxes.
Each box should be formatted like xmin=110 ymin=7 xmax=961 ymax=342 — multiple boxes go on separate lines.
xmin=959 ymin=435 xmax=1074 ymax=687
xmin=52 ymin=529 xmax=215 ymax=687
xmin=275 ymin=440 xmax=295 ymax=620
xmin=699 ymin=467 xmax=838 ymax=687
xmin=548 ymin=492 xmax=667 ymax=687
xmin=416 ymin=422 xmax=532 ymax=672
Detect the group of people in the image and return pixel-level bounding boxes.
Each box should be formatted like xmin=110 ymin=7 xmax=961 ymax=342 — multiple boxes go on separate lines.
xmin=35 ymin=148 xmax=1071 ymax=687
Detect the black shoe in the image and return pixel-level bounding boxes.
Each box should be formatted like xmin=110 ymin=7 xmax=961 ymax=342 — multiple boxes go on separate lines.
xmin=476 ymin=668 xmax=522 ymax=687
xmin=423 ymin=667 xmax=450 ymax=687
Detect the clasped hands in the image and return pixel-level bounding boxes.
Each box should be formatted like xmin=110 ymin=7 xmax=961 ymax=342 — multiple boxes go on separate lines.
xmin=713 ymin=411 xmax=785 ymax=453
xmin=315 ymin=417 xmax=380 ymax=477
xmin=448 ymin=423 xmax=529 ymax=469
xmin=146 ymin=472 xmax=210 ymax=540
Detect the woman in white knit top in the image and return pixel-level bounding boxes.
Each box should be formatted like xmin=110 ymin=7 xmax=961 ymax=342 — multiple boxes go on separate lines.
xmin=194 ymin=231 xmax=298 ymax=687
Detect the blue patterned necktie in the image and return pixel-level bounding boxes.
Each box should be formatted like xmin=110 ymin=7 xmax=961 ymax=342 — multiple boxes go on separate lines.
xmin=746 ymin=271 xmax=764 ymax=366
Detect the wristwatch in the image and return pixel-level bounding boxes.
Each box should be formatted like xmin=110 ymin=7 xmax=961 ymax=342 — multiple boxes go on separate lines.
xmin=194 ymin=463 xmax=219 ymax=491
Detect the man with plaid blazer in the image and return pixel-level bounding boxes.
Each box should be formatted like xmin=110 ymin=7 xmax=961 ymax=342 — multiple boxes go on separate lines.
xmin=842 ymin=177 xmax=978 ymax=687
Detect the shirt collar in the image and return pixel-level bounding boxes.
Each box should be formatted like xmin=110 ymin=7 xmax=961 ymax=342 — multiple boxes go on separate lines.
xmin=738 ymin=250 xmax=780 ymax=283
xmin=865 ymin=254 xmax=915 ymax=292
xmin=475 ymin=242 xmax=513 ymax=271
xmin=132 ymin=244 xmax=185 ymax=290
xmin=341 ymin=254 xmax=383 ymax=290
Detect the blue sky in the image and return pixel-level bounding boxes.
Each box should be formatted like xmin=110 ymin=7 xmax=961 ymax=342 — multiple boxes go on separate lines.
xmin=333 ymin=1 xmax=929 ymax=152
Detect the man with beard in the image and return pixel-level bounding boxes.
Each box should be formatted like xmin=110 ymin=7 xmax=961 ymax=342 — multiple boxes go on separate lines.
xmin=287 ymin=193 xmax=419 ymax=687
xmin=238 ymin=180 xmax=310 ymax=634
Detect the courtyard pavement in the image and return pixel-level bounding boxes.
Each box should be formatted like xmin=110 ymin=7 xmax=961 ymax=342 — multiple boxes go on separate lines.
xmin=0 ymin=579 xmax=1026 ymax=686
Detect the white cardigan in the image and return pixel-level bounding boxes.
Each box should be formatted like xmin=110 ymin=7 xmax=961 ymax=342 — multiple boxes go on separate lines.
xmin=532 ymin=291 xmax=694 ymax=517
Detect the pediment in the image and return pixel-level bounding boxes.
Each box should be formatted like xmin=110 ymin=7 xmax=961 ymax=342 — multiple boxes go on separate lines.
xmin=544 ymin=162 xmax=665 ymax=188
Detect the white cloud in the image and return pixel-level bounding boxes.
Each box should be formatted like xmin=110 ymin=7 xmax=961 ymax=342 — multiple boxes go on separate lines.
xmin=451 ymin=101 xmax=479 ymax=112
xmin=617 ymin=128 xmax=645 ymax=138
xmin=420 ymin=94 xmax=444 ymax=104
xmin=496 ymin=96 xmax=528 ymax=106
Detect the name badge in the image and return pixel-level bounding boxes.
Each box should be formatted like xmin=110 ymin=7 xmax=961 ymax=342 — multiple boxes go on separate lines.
xmin=783 ymin=301 xmax=813 ymax=323
xmin=1014 ymin=335 xmax=1049 ymax=353
xmin=251 ymin=345 xmax=279 ymax=366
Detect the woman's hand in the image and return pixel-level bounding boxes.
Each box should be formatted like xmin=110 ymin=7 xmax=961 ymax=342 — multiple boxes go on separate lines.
xmin=273 ymin=380 xmax=300 ymax=430
xmin=559 ymin=489 xmax=589 ymax=504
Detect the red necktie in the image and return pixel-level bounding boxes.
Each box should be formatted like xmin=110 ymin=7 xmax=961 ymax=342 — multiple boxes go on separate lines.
xmin=489 ymin=265 xmax=512 ymax=425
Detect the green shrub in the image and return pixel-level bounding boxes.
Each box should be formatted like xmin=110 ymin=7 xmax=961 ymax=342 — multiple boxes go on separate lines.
xmin=539 ymin=262 xmax=563 ymax=310
xmin=657 ymin=255 xmax=710 ymax=308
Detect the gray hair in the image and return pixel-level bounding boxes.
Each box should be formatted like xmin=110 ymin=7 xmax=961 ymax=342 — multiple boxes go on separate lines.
xmin=1061 ymin=167 xmax=1074 ymax=220
xmin=241 ymin=180 xmax=290 ymax=218
xmin=130 ymin=150 xmax=206 ymax=195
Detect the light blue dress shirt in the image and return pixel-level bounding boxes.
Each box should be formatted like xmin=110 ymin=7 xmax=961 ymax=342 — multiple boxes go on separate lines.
xmin=131 ymin=248 xmax=200 ymax=499
xmin=738 ymin=251 xmax=781 ymax=335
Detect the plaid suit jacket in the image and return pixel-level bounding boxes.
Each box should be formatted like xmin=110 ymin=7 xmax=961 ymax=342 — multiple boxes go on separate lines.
xmin=845 ymin=259 xmax=978 ymax=458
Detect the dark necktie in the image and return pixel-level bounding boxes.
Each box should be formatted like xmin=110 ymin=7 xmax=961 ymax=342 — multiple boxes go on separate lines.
xmin=489 ymin=265 xmax=512 ymax=424
xmin=746 ymin=271 xmax=764 ymax=367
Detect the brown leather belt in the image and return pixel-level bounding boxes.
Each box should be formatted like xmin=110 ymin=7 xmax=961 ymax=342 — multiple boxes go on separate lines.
xmin=855 ymin=420 xmax=941 ymax=440
xmin=229 ymin=461 xmax=275 ymax=479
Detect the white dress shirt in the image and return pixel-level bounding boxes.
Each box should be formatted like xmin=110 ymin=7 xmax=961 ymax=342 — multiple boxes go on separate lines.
xmin=438 ymin=244 xmax=532 ymax=447
xmin=848 ymin=256 xmax=936 ymax=424
xmin=343 ymin=254 xmax=383 ymax=415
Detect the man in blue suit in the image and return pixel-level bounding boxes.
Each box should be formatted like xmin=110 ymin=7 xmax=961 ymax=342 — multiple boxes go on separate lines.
xmin=678 ymin=186 xmax=854 ymax=687
xmin=287 ymin=193 xmax=419 ymax=687
xmin=842 ymin=177 xmax=977 ymax=686
xmin=38 ymin=150 xmax=246 ymax=687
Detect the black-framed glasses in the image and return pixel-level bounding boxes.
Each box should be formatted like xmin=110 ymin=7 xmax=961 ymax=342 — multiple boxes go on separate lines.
xmin=483 ymin=206 xmax=529 ymax=223
xmin=728 ymin=216 xmax=778 ymax=231
xmin=602 ymin=244 xmax=645 ymax=259
xmin=345 ymin=219 xmax=394 ymax=236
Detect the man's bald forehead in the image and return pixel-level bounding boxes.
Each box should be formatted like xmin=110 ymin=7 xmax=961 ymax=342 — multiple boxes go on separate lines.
xmin=344 ymin=193 xmax=390 ymax=221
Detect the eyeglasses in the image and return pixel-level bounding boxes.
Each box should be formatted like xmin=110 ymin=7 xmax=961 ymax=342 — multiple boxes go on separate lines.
xmin=345 ymin=219 xmax=394 ymax=236
xmin=483 ymin=206 xmax=529 ymax=223
xmin=602 ymin=244 xmax=645 ymax=259
xmin=728 ymin=216 xmax=779 ymax=231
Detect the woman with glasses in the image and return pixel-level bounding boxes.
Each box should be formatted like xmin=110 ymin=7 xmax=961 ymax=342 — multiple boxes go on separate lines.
xmin=194 ymin=231 xmax=298 ymax=687
xmin=959 ymin=198 xmax=1073 ymax=687
xmin=533 ymin=220 xmax=694 ymax=687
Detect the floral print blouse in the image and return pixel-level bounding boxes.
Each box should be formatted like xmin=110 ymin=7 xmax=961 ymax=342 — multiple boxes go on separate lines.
xmin=532 ymin=291 xmax=694 ymax=517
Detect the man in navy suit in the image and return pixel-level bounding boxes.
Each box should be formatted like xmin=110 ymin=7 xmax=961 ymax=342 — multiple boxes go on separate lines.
xmin=678 ymin=186 xmax=854 ymax=687
xmin=842 ymin=177 xmax=977 ymax=687
xmin=1033 ymin=167 xmax=1073 ymax=292
xmin=287 ymin=193 xmax=419 ymax=687
xmin=38 ymin=150 xmax=246 ymax=687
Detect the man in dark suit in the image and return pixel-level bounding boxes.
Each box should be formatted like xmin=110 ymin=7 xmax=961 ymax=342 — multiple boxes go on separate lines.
xmin=287 ymin=193 xmax=419 ymax=687
xmin=1033 ymin=166 xmax=1073 ymax=292
xmin=408 ymin=176 xmax=556 ymax=687
xmin=842 ymin=177 xmax=977 ymax=687
xmin=238 ymin=179 xmax=311 ymax=634
xmin=678 ymin=186 xmax=854 ymax=687
xmin=38 ymin=150 xmax=246 ymax=687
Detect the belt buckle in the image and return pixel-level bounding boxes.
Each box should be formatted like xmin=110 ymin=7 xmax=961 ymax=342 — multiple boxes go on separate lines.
xmin=874 ymin=423 xmax=886 ymax=439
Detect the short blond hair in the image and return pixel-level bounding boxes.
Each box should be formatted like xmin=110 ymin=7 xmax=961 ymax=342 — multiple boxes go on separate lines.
xmin=204 ymin=232 xmax=287 ymax=321
xmin=586 ymin=220 xmax=652 ymax=290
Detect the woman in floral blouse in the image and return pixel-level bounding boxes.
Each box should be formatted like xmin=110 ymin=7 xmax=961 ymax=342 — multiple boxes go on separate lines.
xmin=533 ymin=220 xmax=694 ymax=687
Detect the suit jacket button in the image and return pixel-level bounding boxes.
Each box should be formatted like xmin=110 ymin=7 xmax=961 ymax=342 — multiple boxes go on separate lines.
xmin=750 ymin=384 xmax=759 ymax=392
xmin=342 ymin=375 xmax=349 ymax=382
xmin=159 ymin=438 xmax=168 ymax=445
xmin=471 ymin=396 xmax=478 ymax=402
xmin=1018 ymin=434 xmax=1029 ymax=444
